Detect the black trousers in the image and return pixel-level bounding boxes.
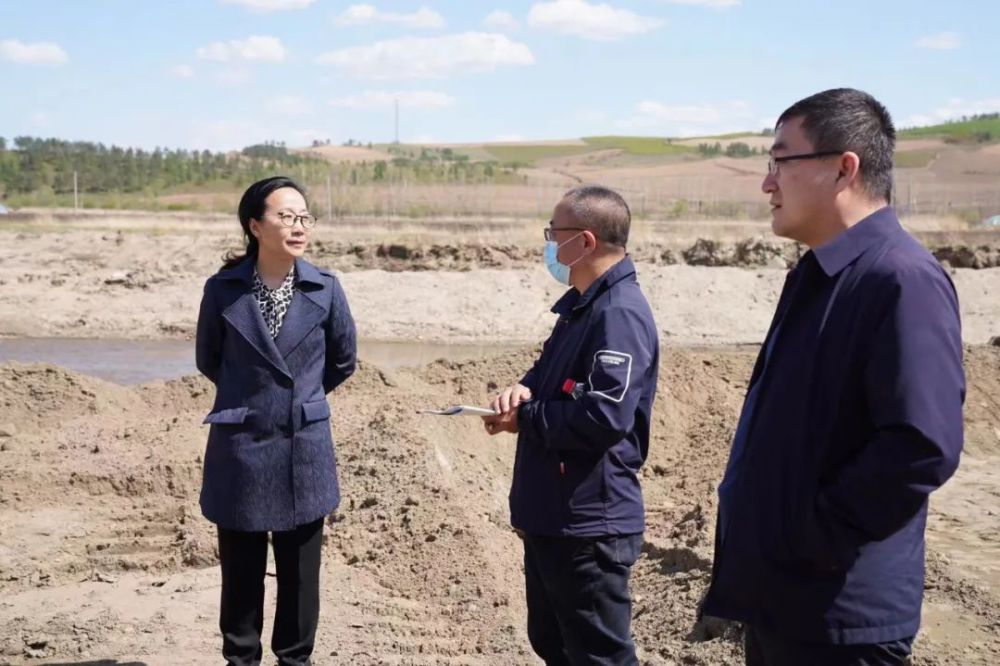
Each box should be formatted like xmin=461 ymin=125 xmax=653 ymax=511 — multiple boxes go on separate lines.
xmin=523 ymin=533 xmax=643 ymax=666
xmin=217 ymin=518 xmax=324 ymax=666
xmin=744 ymin=624 xmax=914 ymax=666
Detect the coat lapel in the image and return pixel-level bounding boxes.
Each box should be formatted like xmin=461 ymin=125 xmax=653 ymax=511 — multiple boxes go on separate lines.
xmin=221 ymin=288 xmax=293 ymax=380
xmin=274 ymin=288 xmax=327 ymax=359
xmin=216 ymin=257 xmax=328 ymax=375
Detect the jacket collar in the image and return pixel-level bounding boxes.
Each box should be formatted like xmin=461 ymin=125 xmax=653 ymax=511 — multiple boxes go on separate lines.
xmin=812 ymin=206 xmax=903 ymax=277
xmin=552 ymin=255 xmax=637 ymax=317
xmin=217 ymin=254 xmax=325 ymax=288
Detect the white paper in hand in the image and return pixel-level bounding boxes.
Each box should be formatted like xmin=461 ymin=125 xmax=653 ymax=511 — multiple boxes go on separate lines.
xmin=419 ymin=405 xmax=498 ymax=416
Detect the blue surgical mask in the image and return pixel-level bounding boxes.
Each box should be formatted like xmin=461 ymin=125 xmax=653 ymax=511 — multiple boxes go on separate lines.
xmin=544 ymin=232 xmax=586 ymax=285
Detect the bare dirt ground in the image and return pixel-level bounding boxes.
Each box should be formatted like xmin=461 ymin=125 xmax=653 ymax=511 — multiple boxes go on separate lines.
xmin=0 ymin=211 xmax=999 ymax=664
xmin=1 ymin=213 xmax=998 ymax=345
xmin=1 ymin=346 xmax=998 ymax=665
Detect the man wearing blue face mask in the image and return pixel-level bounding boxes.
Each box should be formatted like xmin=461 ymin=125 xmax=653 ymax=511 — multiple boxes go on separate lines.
xmin=483 ymin=185 xmax=660 ymax=665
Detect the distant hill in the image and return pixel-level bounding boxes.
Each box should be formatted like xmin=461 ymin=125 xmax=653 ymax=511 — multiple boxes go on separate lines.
xmin=899 ymin=113 xmax=1000 ymax=143
xmin=472 ymin=134 xmax=768 ymax=165
xmin=3 ymin=115 xmax=997 ymax=215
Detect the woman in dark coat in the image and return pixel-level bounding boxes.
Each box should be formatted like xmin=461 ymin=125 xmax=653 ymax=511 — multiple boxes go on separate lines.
xmin=196 ymin=176 xmax=357 ymax=665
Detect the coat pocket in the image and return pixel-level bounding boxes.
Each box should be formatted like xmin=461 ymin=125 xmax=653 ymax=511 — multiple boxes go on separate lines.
xmin=202 ymin=406 xmax=249 ymax=425
xmin=302 ymin=399 xmax=331 ymax=424
xmin=560 ymin=452 xmax=605 ymax=512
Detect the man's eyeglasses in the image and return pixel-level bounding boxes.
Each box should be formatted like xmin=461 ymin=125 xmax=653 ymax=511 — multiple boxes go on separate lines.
xmin=273 ymin=212 xmax=318 ymax=229
xmin=543 ymin=226 xmax=587 ymax=242
xmin=767 ymin=150 xmax=843 ymax=175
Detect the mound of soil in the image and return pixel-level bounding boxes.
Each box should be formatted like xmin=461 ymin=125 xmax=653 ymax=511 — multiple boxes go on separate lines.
xmin=1 ymin=347 xmax=999 ymax=663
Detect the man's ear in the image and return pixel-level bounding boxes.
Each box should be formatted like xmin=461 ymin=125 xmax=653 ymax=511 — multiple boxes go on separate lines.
xmin=583 ymin=229 xmax=598 ymax=249
xmin=835 ymin=151 xmax=862 ymax=193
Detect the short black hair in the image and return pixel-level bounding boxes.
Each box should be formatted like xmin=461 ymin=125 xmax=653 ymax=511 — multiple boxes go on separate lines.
xmin=777 ymin=88 xmax=896 ymax=203
xmin=562 ymin=185 xmax=631 ymax=247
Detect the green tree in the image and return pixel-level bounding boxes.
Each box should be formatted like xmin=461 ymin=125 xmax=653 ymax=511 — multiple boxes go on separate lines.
xmin=724 ymin=142 xmax=753 ymax=158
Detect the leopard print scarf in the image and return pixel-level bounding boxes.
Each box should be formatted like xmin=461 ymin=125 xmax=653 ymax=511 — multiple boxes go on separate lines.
xmin=252 ymin=266 xmax=296 ymax=339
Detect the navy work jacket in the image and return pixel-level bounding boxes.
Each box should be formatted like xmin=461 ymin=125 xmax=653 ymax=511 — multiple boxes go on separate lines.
xmin=702 ymin=208 xmax=965 ymax=644
xmin=195 ymin=256 xmax=357 ymax=532
xmin=511 ymin=256 xmax=660 ymax=537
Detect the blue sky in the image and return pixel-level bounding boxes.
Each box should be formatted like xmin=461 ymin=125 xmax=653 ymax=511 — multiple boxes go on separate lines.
xmin=1 ymin=0 xmax=998 ymax=151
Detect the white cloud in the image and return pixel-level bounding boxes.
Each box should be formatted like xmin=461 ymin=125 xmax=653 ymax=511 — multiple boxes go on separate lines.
xmin=914 ymin=32 xmax=961 ymax=50
xmin=329 ymin=90 xmax=455 ymax=110
xmin=220 ymin=0 xmax=316 ymax=11
xmin=616 ymin=99 xmax=754 ymax=136
xmin=170 ymin=64 xmax=195 ymax=79
xmin=216 ymin=67 xmax=254 ymax=85
xmin=196 ymin=36 xmax=287 ymax=63
xmin=902 ymin=98 xmax=1000 ymax=127
xmin=335 ymin=4 xmax=445 ymax=29
xmin=316 ymin=32 xmax=534 ymax=80
xmin=662 ymin=0 xmax=740 ymax=7
xmin=484 ymin=10 xmax=520 ymax=30
xmin=267 ymin=94 xmax=315 ymax=116
xmin=527 ymin=0 xmax=663 ymax=41
xmin=0 ymin=39 xmax=68 ymax=65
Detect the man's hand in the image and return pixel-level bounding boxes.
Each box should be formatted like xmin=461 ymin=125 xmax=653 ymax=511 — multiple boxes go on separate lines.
xmin=482 ymin=409 xmax=519 ymax=435
xmin=483 ymin=383 xmax=531 ymax=435
xmin=492 ymin=383 xmax=532 ymax=415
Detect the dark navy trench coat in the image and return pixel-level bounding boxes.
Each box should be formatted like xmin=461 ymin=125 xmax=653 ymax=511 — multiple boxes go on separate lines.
xmin=195 ymin=256 xmax=357 ymax=532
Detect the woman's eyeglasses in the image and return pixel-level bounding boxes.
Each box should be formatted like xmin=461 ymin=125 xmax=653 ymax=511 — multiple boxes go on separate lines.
xmin=273 ymin=212 xmax=318 ymax=229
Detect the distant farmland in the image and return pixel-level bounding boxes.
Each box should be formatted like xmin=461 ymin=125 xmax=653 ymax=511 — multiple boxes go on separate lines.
xmin=3 ymin=120 xmax=999 ymax=222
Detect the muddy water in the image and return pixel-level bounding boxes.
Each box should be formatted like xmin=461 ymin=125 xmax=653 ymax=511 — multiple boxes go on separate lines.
xmin=0 ymin=337 xmax=512 ymax=385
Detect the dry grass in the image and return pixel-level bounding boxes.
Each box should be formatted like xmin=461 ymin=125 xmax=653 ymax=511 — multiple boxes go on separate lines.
xmin=293 ymin=144 xmax=395 ymax=163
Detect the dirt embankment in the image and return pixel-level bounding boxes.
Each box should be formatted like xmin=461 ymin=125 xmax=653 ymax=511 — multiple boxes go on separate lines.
xmin=306 ymin=237 xmax=796 ymax=273
xmin=3 ymin=228 xmax=1000 ymax=346
xmin=931 ymin=245 xmax=1000 ymax=269
xmin=311 ymin=237 xmax=1000 ymax=271
xmin=1 ymin=346 xmax=999 ymax=664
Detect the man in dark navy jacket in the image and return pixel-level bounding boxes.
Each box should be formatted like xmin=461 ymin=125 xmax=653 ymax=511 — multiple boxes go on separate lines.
xmin=483 ymin=185 xmax=659 ymax=665
xmin=701 ymin=89 xmax=965 ymax=665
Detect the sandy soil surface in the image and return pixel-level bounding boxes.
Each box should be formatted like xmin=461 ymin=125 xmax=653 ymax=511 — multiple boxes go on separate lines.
xmin=1 ymin=346 xmax=998 ymax=665
xmin=1 ymin=220 xmax=998 ymax=345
